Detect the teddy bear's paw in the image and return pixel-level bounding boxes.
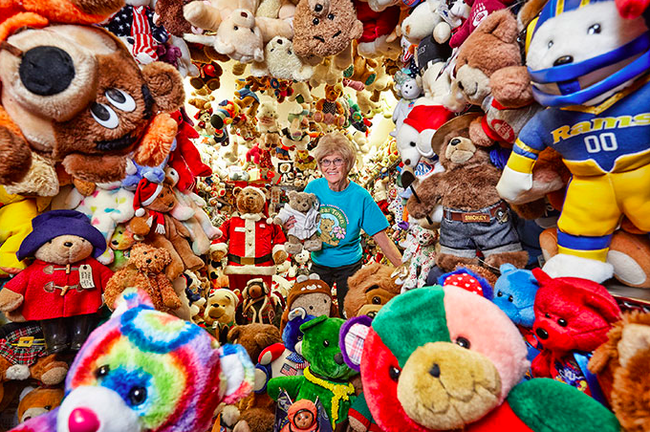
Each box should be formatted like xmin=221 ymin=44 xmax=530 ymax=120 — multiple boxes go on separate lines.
xmin=40 ymin=365 xmax=69 ymax=385
xmin=221 ymin=405 xmax=241 ymax=428
xmin=284 ymin=243 xmax=303 ymax=255
xmin=0 ymin=127 xmax=32 ymax=185
xmin=304 ymin=239 xmax=322 ymax=252
xmin=6 ymin=364 xmax=30 ymax=381
xmin=543 ymin=254 xmax=614 ymax=283
xmin=608 ymin=249 xmax=650 ymax=288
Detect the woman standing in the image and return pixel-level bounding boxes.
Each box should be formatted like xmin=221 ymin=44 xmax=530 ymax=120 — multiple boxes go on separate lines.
xmin=286 ymin=133 xmax=402 ymax=314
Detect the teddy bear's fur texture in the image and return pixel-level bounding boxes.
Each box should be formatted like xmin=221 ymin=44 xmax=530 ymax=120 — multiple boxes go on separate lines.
xmin=452 ymin=10 xmax=540 ymax=148
xmin=589 ymin=311 xmax=650 ymax=432
xmin=292 ymin=0 xmax=364 ymax=63
xmin=251 ymin=37 xmax=314 ymax=81
xmin=227 ymin=323 xmax=283 ymax=432
xmin=238 ymin=278 xmax=284 ymax=327
xmin=345 ymin=263 xmax=400 ymax=319
xmin=406 ymin=115 xmax=528 ymax=271
xmin=531 ymin=269 xmax=621 ymax=385
xmin=204 ymin=289 xmax=239 ymax=343
xmin=280 ymin=274 xmax=337 ymax=331
xmin=313 ymin=83 xmax=347 ymax=126
xmin=273 ymin=191 xmax=321 ymax=255
xmin=0 ymin=24 xmax=184 ymax=187
xmin=104 ymin=243 xmax=181 ymax=313
xmin=129 ymin=183 xmax=204 ymax=280
xmin=17 ymin=386 xmax=64 ymax=424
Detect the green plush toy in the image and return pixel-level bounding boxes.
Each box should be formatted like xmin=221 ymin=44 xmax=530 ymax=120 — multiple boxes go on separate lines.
xmin=267 ymin=315 xmax=358 ymax=426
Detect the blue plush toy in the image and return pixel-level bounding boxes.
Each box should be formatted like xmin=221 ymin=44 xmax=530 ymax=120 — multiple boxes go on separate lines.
xmin=492 ymin=263 xmax=541 ymax=371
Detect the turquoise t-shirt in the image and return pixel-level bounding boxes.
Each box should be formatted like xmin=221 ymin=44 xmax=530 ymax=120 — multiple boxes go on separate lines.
xmin=305 ymin=178 xmax=389 ymax=267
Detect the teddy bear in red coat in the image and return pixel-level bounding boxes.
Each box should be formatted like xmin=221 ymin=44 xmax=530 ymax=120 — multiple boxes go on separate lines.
xmin=531 ymin=269 xmax=621 ymax=397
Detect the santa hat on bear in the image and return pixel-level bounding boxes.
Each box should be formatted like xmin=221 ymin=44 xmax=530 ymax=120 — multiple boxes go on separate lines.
xmin=403 ymin=105 xmax=454 ymax=133
xmin=134 ymin=178 xmax=164 ymax=217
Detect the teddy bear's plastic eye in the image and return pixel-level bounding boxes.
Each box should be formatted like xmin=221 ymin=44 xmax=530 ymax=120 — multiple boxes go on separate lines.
xmin=313 ymin=18 xmax=319 ymax=25
xmin=105 ymin=88 xmax=136 ymax=112
xmin=558 ymin=318 xmax=568 ymax=327
xmin=389 ymin=366 xmax=401 ymax=381
xmin=95 ymin=365 xmax=110 ymax=378
xmin=234 ymin=25 xmax=239 ymax=30
xmin=545 ymin=313 xmax=550 ymax=318
xmin=250 ymin=28 xmax=254 ymax=33
xmin=497 ymin=291 xmax=503 ymax=297
xmin=44 ymin=405 xmax=52 ymax=410
xmin=327 ymin=13 xmax=334 ymax=19
xmin=547 ymin=40 xmax=554 ymax=48
xmin=143 ymin=251 xmax=148 ymax=255
xmin=323 ymin=340 xmax=330 ymax=347
xmin=314 ymin=3 xmax=323 ymax=11
xmin=455 ymin=336 xmax=471 ymax=349
xmin=128 ymin=386 xmax=147 ymax=406
xmin=372 ymin=296 xmax=381 ymax=305
xmin=588 ymin=24 xmax=601 ymax=34
xmin=90 ymin=102 xmax=119 ymax=129
xmin=508 ymin=295 xmax=514 ymax=303
xmin=409 ymin=142 xmax=416 ymax=147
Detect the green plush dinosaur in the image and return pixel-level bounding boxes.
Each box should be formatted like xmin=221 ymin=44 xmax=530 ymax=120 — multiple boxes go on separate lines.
xmin=267 ymin=315 xmax=358 ymax=426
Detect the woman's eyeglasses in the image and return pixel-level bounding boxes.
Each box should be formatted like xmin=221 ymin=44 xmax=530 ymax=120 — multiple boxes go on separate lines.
xmin=320 ymin=158 xmax=345 ymax=167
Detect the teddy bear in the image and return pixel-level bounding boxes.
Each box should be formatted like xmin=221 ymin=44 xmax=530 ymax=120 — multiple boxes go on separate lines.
xmin=226 ymin=323 xmax=283 ymax=432
xmin=400 ymin=224 xmax=438 ymax=291
xmin=395 ymin=98 xmax=453 ymax=169
xmin=107 ymin=223 xmax=136 ymax=271
xmin=531 ymin=269 xmax=622 ymax=398
xmin=0 ymin=22 xmax=184 ymax=187
xmin=10 ymin=288 xmax=255 ymax=432
xmin=391 ymin=70 xmax=422 ymax=138
xmin=280 ymin=274 xmax=337 ymax=330
xmin=407 ymin=114 xmax=528 ymax=272
xmin=0 ymin=322 xmax=69 ymax=396
xmin=449 ymin=0 xmax=514 ymax=48
xmin=273 ymin=191 xmax=322 ymax=255
xmin=313 ymin=84 xmax=347 ymax=127
xmin=267 ymin=316 xmax=359 ymax=427
xmin=251 ymin=37 xmax=315 ymax=81
xmin=103 ymin=242 xmax=181 ymax=314
xmin=0 ymin=210 xmax=114 ymax=354
xmin=340 ymin=285 xmax=622 ymax=432
xmin=354 ymin=0 xmax=401 ymax=58
xmin=237 ymin=278 xmax=284 ymax=327
xmin=589 ymin=310 xmax=650 ymax=431
xmin=129 ymin=178 xmax=204 ymax=280
xmin=496 ymin=0 xmax=650 ymax=283
xmin=183 ymin=0 xmax=293 ymax=63
xmin=213 ymin=186 xmax=288 ymax=292
xmin=203 ymin=289 xmax=239 ymax=343
xmin=400 ymin=0 xmax=453 ymax=45
xmin=292 ymin=0 xmax=364 ymax=63
xmin=344 ymin=263 xmax=401 ymax=319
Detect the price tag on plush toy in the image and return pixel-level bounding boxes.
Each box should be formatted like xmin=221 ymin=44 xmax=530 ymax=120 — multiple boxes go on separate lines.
xmin=79 ymin=264 xmax=96 ymax=289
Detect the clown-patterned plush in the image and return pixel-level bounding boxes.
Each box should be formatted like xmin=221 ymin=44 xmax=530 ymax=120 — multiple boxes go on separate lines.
xmin=10 ymin=289 xmax=254 ymax=432
xmin=340 ymin=286 xmax=620 ymax=432
xmin=497 ymin=0 xmax=650 ymax=282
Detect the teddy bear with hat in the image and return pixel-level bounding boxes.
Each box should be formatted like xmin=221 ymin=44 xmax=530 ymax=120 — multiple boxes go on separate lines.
xmin=0 ymin=210 xmax=114 ymax=354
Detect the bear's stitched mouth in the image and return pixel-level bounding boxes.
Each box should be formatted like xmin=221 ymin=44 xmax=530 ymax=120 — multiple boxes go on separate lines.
xmin=96 ymin=133 xmax=138 ymax=151
xmin=313 ymin=36 xmax=325 ymax=43
xmin=333 ymin=31 xmax=341 ymax=38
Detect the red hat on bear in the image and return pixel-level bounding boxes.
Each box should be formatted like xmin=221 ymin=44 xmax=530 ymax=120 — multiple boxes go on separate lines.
xmin=403 ymin=105 xmax=453 ymax=133
xmin=133 ymin=179 xmax=164 ymax=217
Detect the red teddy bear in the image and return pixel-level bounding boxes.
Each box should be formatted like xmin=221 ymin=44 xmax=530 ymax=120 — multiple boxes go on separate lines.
xmin=531 ymin=269 xmax=621 ymax=397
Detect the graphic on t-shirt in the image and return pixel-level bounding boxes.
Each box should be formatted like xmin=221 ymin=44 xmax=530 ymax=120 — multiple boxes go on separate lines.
xmin=318 ymin=206 xmax=348 ymax=246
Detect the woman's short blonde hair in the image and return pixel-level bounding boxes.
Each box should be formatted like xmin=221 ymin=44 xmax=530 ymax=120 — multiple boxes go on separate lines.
xmin=313 ymin=132 xmax=356 ymax=174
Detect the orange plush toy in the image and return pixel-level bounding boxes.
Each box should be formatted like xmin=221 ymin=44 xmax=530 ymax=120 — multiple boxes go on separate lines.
xmin=313 ymin=84 xmax=347 ymax=127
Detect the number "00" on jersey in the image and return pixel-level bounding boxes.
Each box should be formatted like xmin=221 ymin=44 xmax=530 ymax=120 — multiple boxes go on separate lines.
xmin=584 ymin=133 xmax=618 ymax=153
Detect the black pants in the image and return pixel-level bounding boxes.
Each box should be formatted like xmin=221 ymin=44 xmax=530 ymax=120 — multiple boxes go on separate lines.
xmin=311 ymin=260 xmax=363 ymax=318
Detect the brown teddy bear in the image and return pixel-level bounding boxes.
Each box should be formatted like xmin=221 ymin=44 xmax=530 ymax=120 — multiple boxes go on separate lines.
xmin=313 ymin=83 xmax=347 ymax=126
xmin=407 ymin=114 xmax=528 ymax=271
xmin=293 ymin=0 xmax=363 ymax=64
xmin=273 ymin=191 xmax=321 ymax=255
xmin=318 ymin=218 xmax=340 ymax=247
xmin=227 ymin=323 xmax=283 ymax=432
xmin=344 ymin=263 xmax=401 ymax=319
xmin=280 ymin=274 xmax=338 ymax=330
xmin=104 ymin=243 xmax=181 ymax=313
xmin=452 ymin=9 xmax=540 ymax=148
xmin=589 ymin=311 xmax=650 ymax=432
xmin=213 ymin=186 xmax=288 ymax=292
xmin=129 ymin=178 xmax=204 ymax=280
xmin=0 ymin=23 xmax=184 ymax=186
xmin=203 ymin=288 xmax=239 ymax=342
xmin=17 ymin=386 xmax=64 ymax=424
xmin=238 ymin=278 xmax=284 ymax=327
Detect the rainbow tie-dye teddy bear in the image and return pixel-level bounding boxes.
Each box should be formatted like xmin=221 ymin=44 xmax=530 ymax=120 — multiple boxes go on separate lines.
xmin=11 ymin=288 xmax=254 ymax=432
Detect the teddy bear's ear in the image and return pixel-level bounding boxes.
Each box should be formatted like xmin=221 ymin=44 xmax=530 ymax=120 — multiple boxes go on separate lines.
xmin=112 ymin=288 xmax=156 ymax=317
xmin=141 ymin=62 xmax=185 ymax=114
xmin=499 ymin=263 xmax=518 ymax=275
xmin=300 ymin=314 xmax=328 ymax=333
xmin=288 ymin=307 xmax=308 ymax=321
xmin=158 ymin=247 xmax=172 ymax=265
xmin=233 ymin=187 xmax=243 ymax=196
xmin=531 ymin=267 xmax=552 ymax=285
xmin=583 ymin=290 xmax=621 ymax=325
xmin=288 ymin=190 xmax=297 ymax=200
xmin=339 ymin=315 xmax=373 ymax=371
xmin=477 ymin=10 xmax=518 ymax=44
xmin=307 ymin=0 xmax=330 ymax=16
xmin=218 ymin=344 xmax=255 ymax=404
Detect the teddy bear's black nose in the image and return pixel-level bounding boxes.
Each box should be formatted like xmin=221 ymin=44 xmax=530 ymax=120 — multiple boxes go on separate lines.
xmin=64 ymin=242 xmax=73 ymax=248
xmin=553 ymin=55 xmax=573 ymax=66
xmin=334 ymin=353 xmax=344 ymax=365
xmin=20 ymin=46 xmax=75 ymax=96
xmin=146 ymin=258 xmax=152 ymax=264
xmin=429 ymin=363 xmax=441 ymax=378
xmin=450 ymin=138 xmax=461 ymax=146
xmin=536 ymin=328 xmax=549 ymax=340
